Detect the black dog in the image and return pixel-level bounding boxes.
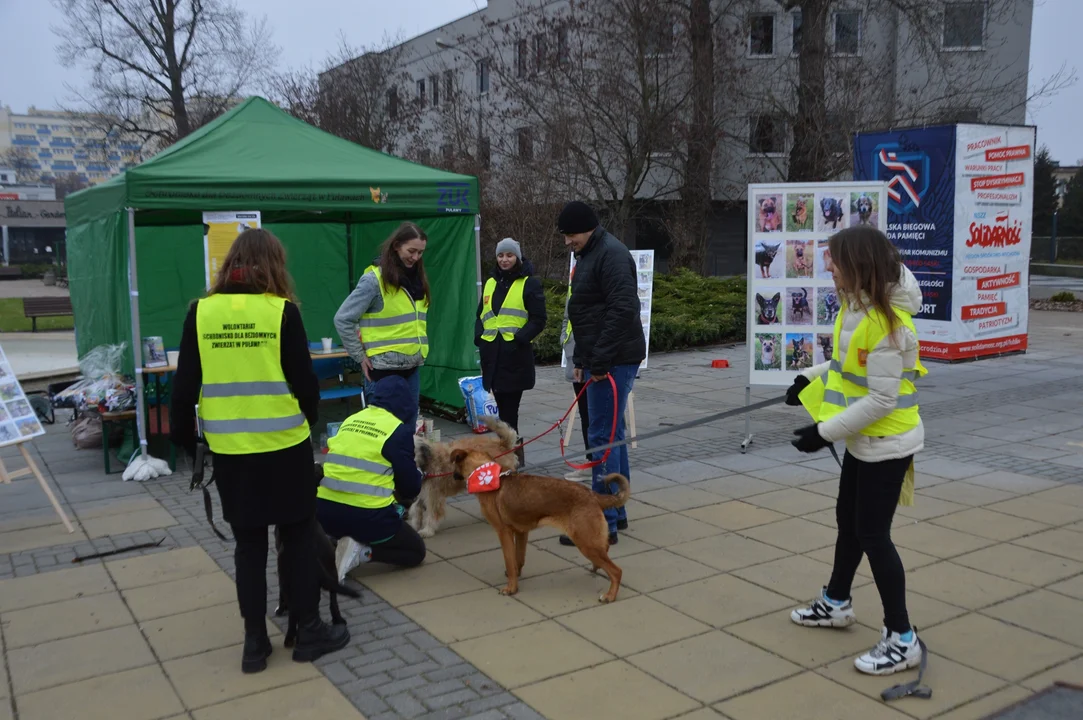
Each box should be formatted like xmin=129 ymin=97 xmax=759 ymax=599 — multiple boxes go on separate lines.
xmin=790 ymin=337 xmax=809 ymax=369
xmin=756 ymin=292 xmax=781 ymax=324
xmin=819 ymin=334 xmax=833 ymax=361
xmin=820 ymin=197 xmax=843 ymax=229
xmin=823 ymin=290 xmax=840 ymax=322
xmin=790 ymin=287 xmax=810 ymax=322
xmin=755 ymin=242 xmax=781 ymax=278
xmin=274 ymin=465 xmax=360 ymax=647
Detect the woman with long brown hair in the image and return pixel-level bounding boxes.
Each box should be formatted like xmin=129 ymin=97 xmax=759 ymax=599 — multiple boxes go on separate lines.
xmin=334 ymin=222 xmax=430 ymax=431
xmin=171 ymin=228 xmax=349 ymax=673
xmin=785 ymin=225 xmax=927 ymax=677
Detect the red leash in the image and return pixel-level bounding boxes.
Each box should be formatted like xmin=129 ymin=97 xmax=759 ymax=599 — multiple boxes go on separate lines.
xmin=424 ymin=374 xmax=619 ymax=478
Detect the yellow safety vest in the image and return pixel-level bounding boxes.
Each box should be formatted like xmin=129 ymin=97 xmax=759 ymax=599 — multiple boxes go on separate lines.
xmin=360 ymin=266 xmax=429 ymax=359
xmin=196 ymin=293 xmax=309 ymax=455
xmin=317 ymin=405 xmax=400 ymax=509
xmin=563 ymin=282 xmax=572 ymax=341
xmin=480 ymin=276 xmax=528 ymax=342
xmin=799 ymin=301 xmax=927 ymax=437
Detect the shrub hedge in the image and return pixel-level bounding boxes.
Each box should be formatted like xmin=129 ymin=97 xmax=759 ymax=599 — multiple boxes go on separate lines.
xmin=532 ymin=269 xmax=746 ymax=364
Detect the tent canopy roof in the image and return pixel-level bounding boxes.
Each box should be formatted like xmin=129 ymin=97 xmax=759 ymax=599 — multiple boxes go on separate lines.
xmin=66 ymin=96 xmax=479 ymax=224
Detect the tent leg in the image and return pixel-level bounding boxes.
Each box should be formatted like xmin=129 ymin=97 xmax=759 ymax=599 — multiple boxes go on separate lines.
xmin=126 ymin=208 xmax=148 ymax=462
xmin=474 ymin=214 xmax=483 ymax=303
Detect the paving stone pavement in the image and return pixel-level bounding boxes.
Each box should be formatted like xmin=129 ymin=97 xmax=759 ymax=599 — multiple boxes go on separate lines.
xmin=2 ymin=308 xmax=1083 ymax=719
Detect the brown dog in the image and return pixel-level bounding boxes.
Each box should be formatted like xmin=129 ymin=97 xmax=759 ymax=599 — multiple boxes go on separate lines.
xmin=410 ymin=415 xmax=519 ymax=537
xmin=448 ymin=447 xmax=630 ymax=603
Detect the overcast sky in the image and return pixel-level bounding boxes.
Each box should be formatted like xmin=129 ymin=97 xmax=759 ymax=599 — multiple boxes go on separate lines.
xmin=0 ymin=0 xmax=1078 ymax=163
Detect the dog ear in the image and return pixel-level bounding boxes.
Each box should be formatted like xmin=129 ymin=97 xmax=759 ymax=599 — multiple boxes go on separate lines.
xmin=449 ymin=448 xmax=468 ymax=467
xmin=772 ymin=292 xmax=780 ymax=303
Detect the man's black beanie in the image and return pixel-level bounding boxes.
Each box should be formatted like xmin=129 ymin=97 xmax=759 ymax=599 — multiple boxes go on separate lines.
xmin=556 ymin=201 xmax=599 ymax=234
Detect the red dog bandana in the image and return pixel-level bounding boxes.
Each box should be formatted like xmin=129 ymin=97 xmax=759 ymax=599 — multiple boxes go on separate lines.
xmin=467 ymin=461 xmax=503 ymax=494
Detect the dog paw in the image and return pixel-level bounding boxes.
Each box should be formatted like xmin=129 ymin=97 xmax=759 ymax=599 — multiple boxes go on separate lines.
xmin=418 ymin=528 xmax=435 ymax=538
xmin=598 ymin=594 xmax=613 ymax=604
xmin=498 ymin=586 xmax=519 ymax=596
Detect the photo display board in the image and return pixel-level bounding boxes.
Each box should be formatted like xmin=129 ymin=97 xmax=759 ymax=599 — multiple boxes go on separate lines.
xmin=746 ymin=181 xmax=888 ymax=386
xmin=0 ymin=343 xmax=45 ymax=447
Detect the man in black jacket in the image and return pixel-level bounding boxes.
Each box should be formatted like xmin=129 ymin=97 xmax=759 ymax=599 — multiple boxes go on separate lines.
xmin=558 ymin=201 xmax=645 ymax=545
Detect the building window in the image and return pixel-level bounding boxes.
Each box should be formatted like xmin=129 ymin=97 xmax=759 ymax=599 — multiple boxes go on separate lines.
xmin=833 ymin=12 xmax=860 ymax=55
xmin=476 ymin=58 xmax=490 ymax=94
xmin=430 ymin=75 xmax=440 ymax=106
xmin=517 ymin=127 xmax=533 ymax=161
xmin=791 ymin=11 xmax=802 ymax=54
xmin=416 ymin=78 xmax=427 ymax=109
xmin=441 ymin=144 xmax=453 ymax=161
xmin=555 ymin=26 xmax=569 ymax=65
xmin=939 ymin=107 xmax=981 ymax=123
xmin=479 ymin=136 xmax=491 ymax=169
xmin=387 ymin=87 xmax=399 ymax=121
xmin=749 ymin=14 xmax=775 ymax=56
xmin=749 ymin=115 xmax=786 ymax=155
xmin=943 ymin=1 xmax=985 ymax=50
xmin=534 ymin=33 xmax=548 ymax=72
xmin=646 ymin=15 xmax=675 ymax=56
xmin=825 ymin=113 xmax=849 ymax=155
xmin=517 ymin=39 xmax=529 ymax=77
xmin=444 ymin=70 xmax=455 ymax=100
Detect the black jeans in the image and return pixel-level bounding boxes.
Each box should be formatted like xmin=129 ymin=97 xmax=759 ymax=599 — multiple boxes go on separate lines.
xmin=370 ymin=522 xmax=427 ymax=567
xmin=494 ymin=390 xmax=523 ymax=434
xmin=573 ymin=381 xmax=591 ymax=459
xmin=827 ymin=451 xmax=912 ymax=634
xmin=233 ymin=518 xmax=319 ymax=633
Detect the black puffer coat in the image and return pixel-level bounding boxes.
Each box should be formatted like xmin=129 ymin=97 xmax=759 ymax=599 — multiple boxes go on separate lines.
xmin=569 ymin=228 xmax=645 ymax=375
xmin=473 ymin=259 xmax=547 ymax=393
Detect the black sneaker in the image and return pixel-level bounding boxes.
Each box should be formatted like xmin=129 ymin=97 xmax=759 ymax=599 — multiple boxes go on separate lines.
xmin=617 ymin=518 xmax=628 ymax=531
xmin=291 ymin=617 xmax=350 ymax=663
xmin=241 ymin=631 xmax=273 ymax=674
xmin=559 ymin=533 xmax=617 ymax=546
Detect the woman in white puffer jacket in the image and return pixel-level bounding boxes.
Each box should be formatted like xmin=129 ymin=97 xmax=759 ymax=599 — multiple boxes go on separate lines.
xmin=784 ymin=226 xmax=926 ymax=679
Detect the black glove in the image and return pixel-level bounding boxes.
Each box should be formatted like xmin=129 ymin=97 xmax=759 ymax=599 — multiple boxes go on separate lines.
xmin=395 ymin=492 xmax=417 ymax=511
xmin=791 ymin=423 xmax=830 ymax=453
xmin=785 ymin=375 xmax=811 ymax=406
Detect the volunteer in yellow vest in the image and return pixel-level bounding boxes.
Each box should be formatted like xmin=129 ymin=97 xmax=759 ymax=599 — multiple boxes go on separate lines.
xmin=784 ymin=226 xmax=927 ymax=678
xmin=334 ymin=222 xmax=430 ymax=432
xmin=473 ymin=238 xmax=547 ymax=465
xmin=170 ymin=229 xmax=348 ymax=674
xmin=316 ymin=375 xmax=426 ymax=570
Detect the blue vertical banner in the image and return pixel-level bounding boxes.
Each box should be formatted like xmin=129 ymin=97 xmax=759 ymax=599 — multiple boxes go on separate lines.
xmin=853 ymin=126 xmax=956 ymax=330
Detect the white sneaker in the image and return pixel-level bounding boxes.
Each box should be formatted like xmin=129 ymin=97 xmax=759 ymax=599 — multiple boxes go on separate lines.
xmin=854 ymin=627 xmax=922 ymax=675
xmin=334 ymin=538 xmax=371 ymax=582
xmin=790 ymin=587 xmax=857 ymax=627
xmin=564 ymin=468 xmax=592 ymax=482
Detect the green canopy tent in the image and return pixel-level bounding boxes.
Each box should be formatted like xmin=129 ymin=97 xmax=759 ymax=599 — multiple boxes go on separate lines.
xmin=64 ymin=96 xmax=482 ymax=463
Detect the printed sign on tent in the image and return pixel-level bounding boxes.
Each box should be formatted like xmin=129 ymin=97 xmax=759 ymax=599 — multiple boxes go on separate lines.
xmin=202 ymin=211 xmax=261 ymax=289
xmin=746 ymin=181 xmax=888 ymax=387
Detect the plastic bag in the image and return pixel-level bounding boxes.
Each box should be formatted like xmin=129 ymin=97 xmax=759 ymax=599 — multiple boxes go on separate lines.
xmin=54 ymin=343 xmax=134 ymax=411
xmin=458 ymin=376 xmax=499 ymax=433
xmin=71 ymin=415 xmax=103 ymax=449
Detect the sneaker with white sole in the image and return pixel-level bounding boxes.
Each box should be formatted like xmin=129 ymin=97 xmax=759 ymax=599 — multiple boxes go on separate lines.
xmin=854 ymin=627 xmax=922 ymax=675
xmin=790 ymin=587 xmax=857 ymax=627
xmin=334 ymin=538 xmax=371 ymax=582
xmin=564 ymin=468 xmax=592 ymax=482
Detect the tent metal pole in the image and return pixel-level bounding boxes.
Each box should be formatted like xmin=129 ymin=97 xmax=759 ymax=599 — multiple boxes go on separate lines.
xmin=474 ymin=213 xmax=482 ymax=303
xmin=126 ymin=208 xmax=148 ymax=460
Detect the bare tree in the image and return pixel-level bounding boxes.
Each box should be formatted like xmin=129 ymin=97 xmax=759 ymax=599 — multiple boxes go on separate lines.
xmin=53 ymin=173 xmax=90 ymax=199
xmin=52 ymin=0 xmax=277 ymax=148
xmin=0 ymin=148 xmax=43 ymax=184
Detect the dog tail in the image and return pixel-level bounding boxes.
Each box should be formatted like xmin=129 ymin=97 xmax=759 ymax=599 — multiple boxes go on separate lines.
xmin=593 ymin=473 xmax=630 ymax=509
xmin=479 ymin=414 xmax=519 ymax=452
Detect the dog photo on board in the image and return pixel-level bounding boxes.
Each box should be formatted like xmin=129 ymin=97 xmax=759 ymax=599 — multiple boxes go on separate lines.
xmin=816 ymin=193 xmax=847 ymax=232
xmin=817 ymin=287 xmax=841 ymax=325
xmin=786 ymin=193 xmax=815 ymax=232
xmin=786 ymin=239 xmax=814 ymax=279
xmin=786 ymin=287 xmax=814 ymax=325
xmin=754 ymin=241 xmax=784 ymax=279
xmin=755 ymin=333 xmax=783 ymax=371
xmin=754 ymin=193 xmax=783 ymax=233
xmin=815 ymin=333 xmax=834 ymax=364
xmin=755 ymin=290 xmax=783 ymax=325
xmin=816 ymin=239 xmax=834 ymax=280
xmin=850 ymin=192 xmax=879 ymax=226
xmin=786 ymin=333 xmax=815 ymax=371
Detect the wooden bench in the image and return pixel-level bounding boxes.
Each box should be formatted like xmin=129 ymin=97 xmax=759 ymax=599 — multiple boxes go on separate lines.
xmin=23 ymin=296 xmax=72 ymax=332
xmin=0 ymin=267 xmax=22 ymax=280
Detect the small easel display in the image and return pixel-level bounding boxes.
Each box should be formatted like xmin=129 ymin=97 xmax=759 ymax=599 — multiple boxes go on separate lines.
xmin=0 ymin=343 xmax=74 ymax=532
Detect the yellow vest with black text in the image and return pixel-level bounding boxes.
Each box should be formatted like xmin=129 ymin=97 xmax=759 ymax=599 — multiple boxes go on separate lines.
xmin=196 ymin=294 xmax=309 ymax=455
xmin=360 ymin=266 xmax=429 ymax=359
xmin=317 ymin=405 xmax=400 ymax=509
xmin=799 ymin=302 xmax=927 ymax=437
xmin=480 ymin=277 xmax=528 ymax=342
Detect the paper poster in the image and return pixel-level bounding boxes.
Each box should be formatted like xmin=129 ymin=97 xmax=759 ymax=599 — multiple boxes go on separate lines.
xmin=561 ymin=250 xmax=654 ymax=370
xmin=0 ymin=343 xmax=45 ymax=447
xmin=203 ymin=211 xmax=261 ymax=289
xmin=746 ymin=181 xmax=888 ymax=387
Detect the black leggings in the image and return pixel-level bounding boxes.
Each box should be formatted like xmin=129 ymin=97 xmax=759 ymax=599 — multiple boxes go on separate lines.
xmin=233 ymin=518 xmax=319 ymax=633
xmin=494 ymin=390 xmax=523 ymax=434
xmin=573 ymin=381 xmax=591 ymax=459
xmin=370 ymin=522 xmax=427 ymax=567
xmin=827 ymin=451 xmax=912 ymax=634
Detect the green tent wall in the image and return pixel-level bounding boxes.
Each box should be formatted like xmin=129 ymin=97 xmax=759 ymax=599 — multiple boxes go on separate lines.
xmin=64 ymin=97 xmax=481 ymax=407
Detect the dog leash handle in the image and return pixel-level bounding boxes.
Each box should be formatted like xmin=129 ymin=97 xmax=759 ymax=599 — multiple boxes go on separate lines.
xmin=880 ymin=637 xmax=932 ymax=701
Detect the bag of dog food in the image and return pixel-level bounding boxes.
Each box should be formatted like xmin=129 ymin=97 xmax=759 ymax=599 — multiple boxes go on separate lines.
xmin=458 ymin=376 xmax=499 ymax=433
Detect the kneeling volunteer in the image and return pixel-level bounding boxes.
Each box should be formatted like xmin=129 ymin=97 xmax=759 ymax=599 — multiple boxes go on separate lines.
xmin=316 ymin=375 xmax=427 ymax=573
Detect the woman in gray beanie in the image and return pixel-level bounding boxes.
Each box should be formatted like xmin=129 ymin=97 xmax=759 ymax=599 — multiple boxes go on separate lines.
xmin=474 ymin=238 xmax=547 ymax=464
